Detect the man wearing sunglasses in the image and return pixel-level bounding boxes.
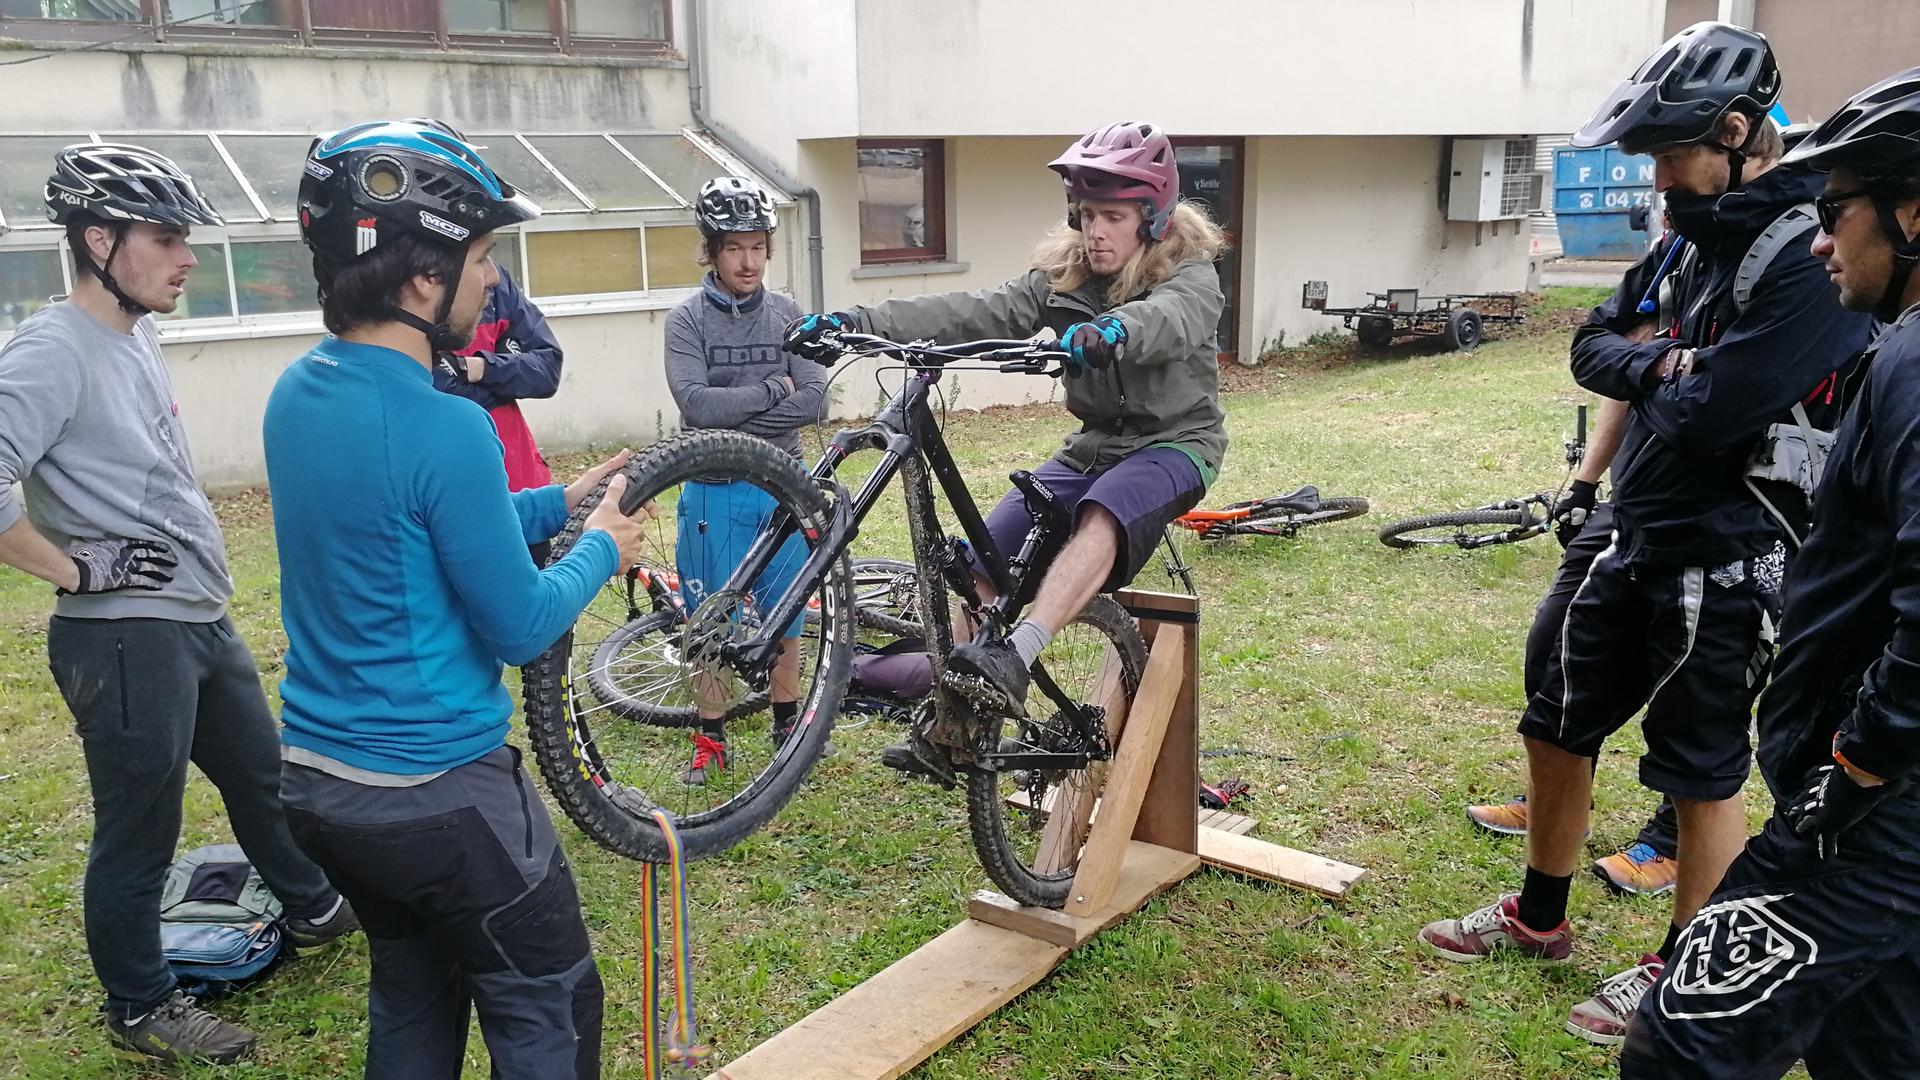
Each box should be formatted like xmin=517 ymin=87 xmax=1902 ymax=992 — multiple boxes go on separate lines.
xmin=1617 ymin=65 xmax=1920 ymax=1078
xmin=1419 ymin=22 xmax=1876 ymax=1047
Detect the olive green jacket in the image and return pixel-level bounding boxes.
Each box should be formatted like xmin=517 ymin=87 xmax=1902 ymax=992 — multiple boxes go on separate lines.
xmin=851 ymin=258 xmax=1227 ymax=478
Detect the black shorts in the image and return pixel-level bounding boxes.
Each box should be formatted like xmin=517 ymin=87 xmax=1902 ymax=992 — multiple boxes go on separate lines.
xmin=1623 ymin=814 xmax=1920 ymax=1079
xmin=1517 ymin=537 xmax=1783 ymax=801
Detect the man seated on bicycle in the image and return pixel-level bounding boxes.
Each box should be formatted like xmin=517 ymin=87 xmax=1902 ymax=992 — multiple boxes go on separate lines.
xmin=663 ymin=176 xmax=828 ymax=784
xmin=787 ymin=121 xmax=1226 ymax=721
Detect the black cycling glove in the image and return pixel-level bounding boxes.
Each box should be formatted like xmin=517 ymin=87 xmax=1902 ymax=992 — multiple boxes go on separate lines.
xmin=61 ymin=537 xmax=178 ymax=596
xmin=1551 ymin=480 xmax=1599 ymax=549
xmin=1785 ymin=762 xmax=1906 ymax=860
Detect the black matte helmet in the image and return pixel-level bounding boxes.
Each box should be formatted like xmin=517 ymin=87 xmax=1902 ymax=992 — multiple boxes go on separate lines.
xmin=1784 ymin=67 xmax=1920 ymax=179
xmin=695 ymin=176 xmax=776 ymax=238
xmin=1571 ymin=21 xmax=1781 ymax=155
xmin=44 ymin=142 xmax=223 ymax=228
xmin=1784 ymin=67 xmax=1920 ymax=320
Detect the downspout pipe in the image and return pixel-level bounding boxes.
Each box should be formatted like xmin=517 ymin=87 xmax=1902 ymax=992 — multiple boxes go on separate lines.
xmin=684 ymin=0 xmax=826 ymax=310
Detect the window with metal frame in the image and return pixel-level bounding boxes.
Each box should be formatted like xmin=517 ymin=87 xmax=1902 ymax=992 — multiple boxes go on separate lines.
xmin=1 ymin=0 xmax=667 ymax=47
xmin=857 ymin=140 xmax=946 ymax=265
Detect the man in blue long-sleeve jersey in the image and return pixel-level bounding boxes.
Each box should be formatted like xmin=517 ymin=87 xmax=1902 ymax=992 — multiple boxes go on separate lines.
xmin=266 ymin=120 xmax=652 ymax=1080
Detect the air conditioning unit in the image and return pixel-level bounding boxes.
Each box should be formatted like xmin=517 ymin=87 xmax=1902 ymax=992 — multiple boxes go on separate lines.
xmin=1448 ymin=137 xmax=1534 ymax=222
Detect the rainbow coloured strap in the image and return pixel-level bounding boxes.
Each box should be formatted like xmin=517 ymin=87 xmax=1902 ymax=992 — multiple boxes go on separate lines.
xmin=642 ymin=809 xmax=710 ymax=1077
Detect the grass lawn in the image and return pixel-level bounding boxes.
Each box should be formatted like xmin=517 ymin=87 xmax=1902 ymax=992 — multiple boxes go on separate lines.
xmin=0 ymin=294 xmax=1771 ymax=1079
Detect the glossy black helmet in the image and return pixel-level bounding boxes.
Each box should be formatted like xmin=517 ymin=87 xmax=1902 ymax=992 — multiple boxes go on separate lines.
xmin=1783 ymin=67 xmax=1920 ymax=178
xmin=695 ymin=176 xmax=776 ymax=237
xmin=1571 ymin=21 xmax=1781 ymax=153
xmin=298 ymin=119 xmax=539 ymax=269
xmin=44 ymin=142 xmax=223 ymax=228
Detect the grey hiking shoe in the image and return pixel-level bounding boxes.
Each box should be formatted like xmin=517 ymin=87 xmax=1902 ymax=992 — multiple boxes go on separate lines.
xmin=106 ymin=990 xmax=257 ymax=1064
xmin=680 ymin=733 xmax=729 ymax=786
xmin=285 ymin=894 xmax=359 ymax=950
xmin=942 ymin=639 xmax=1031 ymax=716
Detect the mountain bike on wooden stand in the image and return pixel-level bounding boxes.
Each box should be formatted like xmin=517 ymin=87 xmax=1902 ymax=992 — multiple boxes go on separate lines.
xmin=1377 ymin=404 xmax=1588 ymax=550
xmin=521 ymin=330 xmax=1145 ymax=908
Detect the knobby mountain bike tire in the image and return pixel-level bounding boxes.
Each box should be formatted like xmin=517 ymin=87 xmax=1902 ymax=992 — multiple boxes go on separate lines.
xmin=1233 ymin=495 xmax=1371 ymax=534
xmin=849 ymin=557 xmax=923 ymax=639
xmin=521 ymin=430 xmax=854 ymax=863
xmin=1376 ymin=507 xmax=1534 ymax=549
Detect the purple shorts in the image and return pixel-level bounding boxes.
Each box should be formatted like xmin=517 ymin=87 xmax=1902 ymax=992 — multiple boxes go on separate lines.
xmin=970 ymin=446 xmax=1207 ymax=594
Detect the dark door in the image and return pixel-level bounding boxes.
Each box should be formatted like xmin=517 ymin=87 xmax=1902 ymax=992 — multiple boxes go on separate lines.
xmin=1173 ymin=138 xmax=1244 ymax=359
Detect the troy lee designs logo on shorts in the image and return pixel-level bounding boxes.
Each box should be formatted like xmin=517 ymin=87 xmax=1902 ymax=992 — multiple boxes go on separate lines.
xmin=1658 ymin=893 xmax=1818 ymax=1020
xmin=355 ymin=217 xmax=378 ymax=256
xmin=418 ymin=211 xmax=470 ymax=242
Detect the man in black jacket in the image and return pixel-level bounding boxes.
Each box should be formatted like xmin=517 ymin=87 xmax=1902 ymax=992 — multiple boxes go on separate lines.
xmin=1420 ymin=22 xmax=1876 ymax=1047
xmin=1621 ymin=66 xmax=1920 ymax=1079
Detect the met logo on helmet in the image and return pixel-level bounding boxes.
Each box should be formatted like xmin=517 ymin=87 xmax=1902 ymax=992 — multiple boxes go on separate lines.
xmin=355 ymin=217 xmax=378 ymax=256
xmin=418 ymin=211 xmax=471 ymax=242
xmin=303 ymin=159 xmax=334 ymax=181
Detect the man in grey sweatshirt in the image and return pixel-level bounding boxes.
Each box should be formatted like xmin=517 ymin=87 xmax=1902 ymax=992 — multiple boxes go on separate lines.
xmin=0 ymin=144 xmax=355 ymax=1064
xmin=661 ymin=176 xmax=827 ymax=783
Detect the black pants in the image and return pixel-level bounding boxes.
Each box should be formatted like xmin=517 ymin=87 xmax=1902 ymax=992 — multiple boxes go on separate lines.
xmin=1523 ymin=507 xmax=1679 ymax=857
xmin=1623 ymin=814 xmax=1920 ymax=1078
xmin=1518 ymin=537 xmax=1780 ymax=801
xmin=282 ymin=746 xmax=602 ymax=1080
xmin=45 ymin=615 xmax=337 ymax=1020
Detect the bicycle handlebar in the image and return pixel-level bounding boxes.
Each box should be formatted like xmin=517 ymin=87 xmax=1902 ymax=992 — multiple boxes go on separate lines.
xmin=811 ymin=331 xmax=1067 ymax=375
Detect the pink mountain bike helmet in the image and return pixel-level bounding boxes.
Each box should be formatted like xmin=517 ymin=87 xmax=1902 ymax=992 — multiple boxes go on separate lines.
xmin=1048 ymin=121 xmax=1180 ymax=241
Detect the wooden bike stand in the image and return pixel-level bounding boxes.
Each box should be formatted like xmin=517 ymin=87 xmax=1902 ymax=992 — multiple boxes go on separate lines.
xmin=710 ymin=591 xmax=1368 ymax=1080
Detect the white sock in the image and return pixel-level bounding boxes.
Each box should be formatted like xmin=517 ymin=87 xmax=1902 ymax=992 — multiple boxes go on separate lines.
xmin=1008 ymin=619 xmax=1054 ymax=667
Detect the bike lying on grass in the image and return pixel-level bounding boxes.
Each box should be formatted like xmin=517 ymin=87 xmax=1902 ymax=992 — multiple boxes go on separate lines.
xmin=1376 ymin=405 xmax=1588 ymax=550
xmin=521 ymin=332 xmax=1143 ymax=908
xmin=1157 ymin=486 xmax=1370 ymax=593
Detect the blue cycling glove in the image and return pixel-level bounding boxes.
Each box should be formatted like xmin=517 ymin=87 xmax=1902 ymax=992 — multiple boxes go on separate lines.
xmin=783 ymin=311 xmax=858 ymax=362
xmin=1060 ymin=315 xmax=1126 ymax=375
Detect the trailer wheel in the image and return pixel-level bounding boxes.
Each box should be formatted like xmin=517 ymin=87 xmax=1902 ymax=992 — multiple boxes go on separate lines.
xmin=1444 ymin=308 xmax=1484 ymax=351
xmin=1356 ymin=315 xmax=1395 ymax=348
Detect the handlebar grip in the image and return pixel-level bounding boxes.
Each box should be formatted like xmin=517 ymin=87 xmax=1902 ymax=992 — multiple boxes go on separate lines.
xmin=1576 ymin=404 xmax=1587 ymax=444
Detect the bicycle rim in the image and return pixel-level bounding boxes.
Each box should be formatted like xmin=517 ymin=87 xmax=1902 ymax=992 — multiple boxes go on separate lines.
xmin=522 ymin=431 xmax=853 ymax=862
xmin=1376 ymin=507 xmax=1534 ymax=549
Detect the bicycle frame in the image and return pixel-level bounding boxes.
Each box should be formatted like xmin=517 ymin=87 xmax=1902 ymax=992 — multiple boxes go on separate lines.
xmin=691 ymin=350 xmax=1103 ymax=771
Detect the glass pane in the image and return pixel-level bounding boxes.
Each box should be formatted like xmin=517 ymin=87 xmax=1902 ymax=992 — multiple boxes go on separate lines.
xmin=527 ymin=229 xmax=641 ymax=297
xmin=446 ymin=0 xmax=549 ymax=32
xmin=612 ymin=135 xmax=726 ymax=205
xmin=0 ymin=135 xmax=96 ymax=231
xmin=470 ymin=136 xmax=587 ymax=213
xmin=569 ymin=0 xmax=663 ymax=38
xmin=219 ymin=135 xmax=320 ymax=220
xmin=309 ymin=0 xmax=435 ymax=31
xmin=0 ymin=249 xmax=65 ymax=333
xmin=1175 ymin=143 xmax=1240 ymax=354
xmin=97 ymin=134 xmax=261 ymax=223
xmin=525 ymin=136 xmax=675 ymax=211
xmin=857 ymin=146 xmax=933 ymax=253
xmin=153 ymin=243 xmax=233 ymax=322
xmin=6 ymin=1 xmax=140 ymax=21
xmin=161 ymin=0 xmax=297 ymax=25
xmin=231 ymin=240 xmax=313 ymax=316
xmin=644 ymin=225 xmax=702 ymax=291
xmin=490 ymin=231 xmax=523 ymax=286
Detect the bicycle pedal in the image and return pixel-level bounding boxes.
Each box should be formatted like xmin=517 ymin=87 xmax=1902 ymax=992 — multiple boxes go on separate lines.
xmin=941 ymin=670 xmax=1026 ymax=720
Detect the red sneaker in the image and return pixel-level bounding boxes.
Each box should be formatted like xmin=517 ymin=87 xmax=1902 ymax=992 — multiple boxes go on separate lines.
xmin=1419 ymin=894 xmax=1573 ymax=962
xmin=1566 ymin=954 xmax=1663 ymax=1046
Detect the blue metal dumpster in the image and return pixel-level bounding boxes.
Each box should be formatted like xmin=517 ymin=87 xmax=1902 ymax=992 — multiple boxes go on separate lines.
xmin=1554 ymin=147 xmax=1655 ymax=259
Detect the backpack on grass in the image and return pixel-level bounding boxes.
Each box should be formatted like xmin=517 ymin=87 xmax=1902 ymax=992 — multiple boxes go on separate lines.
xmin=158 ymin=844 xmax=286 ymax=998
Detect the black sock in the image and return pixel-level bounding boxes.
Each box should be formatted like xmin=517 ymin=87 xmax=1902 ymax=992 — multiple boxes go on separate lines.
xmin=772 ymin=701 xmax=798 ymax=734
xmin=1517 ymin=867 xmax=1573 ymax=933
xmin=701 ymin=716 xmax=726 ymax=740
xmin=1656 ymin=922 xmax=1683 ymax=964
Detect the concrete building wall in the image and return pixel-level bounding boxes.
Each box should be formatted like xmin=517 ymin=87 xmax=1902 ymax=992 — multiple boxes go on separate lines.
xmin=1242 ymin=136 xmax=1533 ymax=356
xmin=1663 ymin=0 xmax=1920 ymax=123
xmin=700 ymin=0 xmax=859 ymax=175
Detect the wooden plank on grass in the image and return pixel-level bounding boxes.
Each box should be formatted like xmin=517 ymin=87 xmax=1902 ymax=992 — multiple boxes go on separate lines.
xmin=967 ymin=841 xmax=1201 ymax=948
xmin=1196 ymin=807 xmax=1259 ymax=836
xmin=1061 ymin=624 xmax=1187 ymax=917
xmin=707 ymin=920 xmax=1068 ymax=1080
xmin=1197 ymin=828 xmax=1369 ymax=901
